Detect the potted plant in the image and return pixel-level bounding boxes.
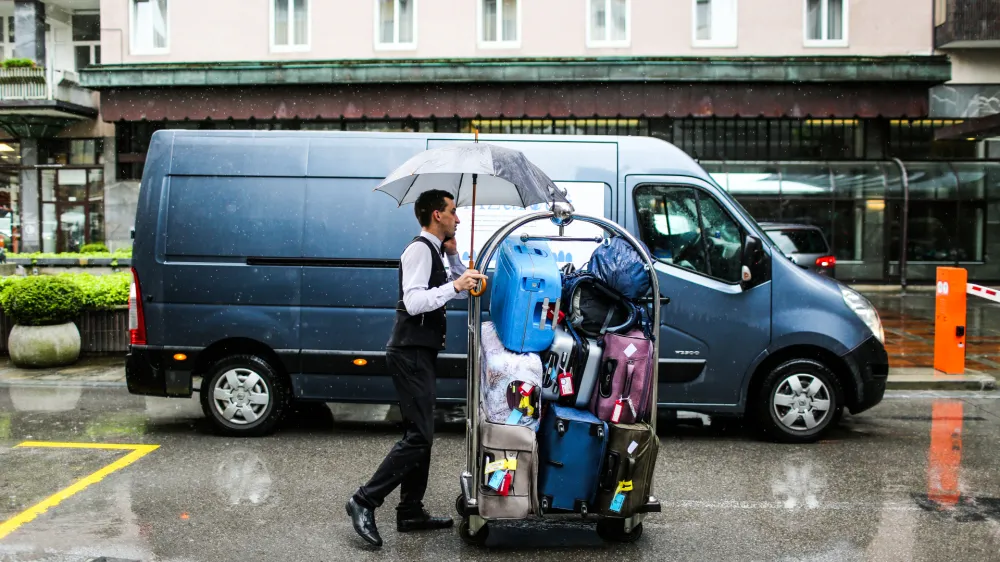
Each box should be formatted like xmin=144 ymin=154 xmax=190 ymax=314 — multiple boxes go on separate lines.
xmin=1 ymin=275 xmax=84 ymax=368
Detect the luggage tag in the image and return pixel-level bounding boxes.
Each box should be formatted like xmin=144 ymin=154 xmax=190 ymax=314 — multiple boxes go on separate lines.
xmin=488 ymin=469 xmax=508 ymax=491
xmin=498 ymin=471 xmax=513 ymax=496
xmin=518 ymin=394 xmax=536 ymax=418
xmin=558 ymin=369 xmax=575 ymax=397
xmin=505 ymin=409 xmax=524 ymax=425
xmin=611 ymin=398 xmax=624 ymax=423
xmin=609 ymin=480 xmax=634 ymax=513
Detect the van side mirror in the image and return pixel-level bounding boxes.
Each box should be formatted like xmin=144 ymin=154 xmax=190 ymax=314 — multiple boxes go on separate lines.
xmin=741 ymin=235 xmax=763 ymax=287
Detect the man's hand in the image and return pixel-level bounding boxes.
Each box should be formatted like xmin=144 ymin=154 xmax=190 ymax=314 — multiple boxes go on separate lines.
xmin=442 ymin=236 xmax=458 ymax=256
xmin=453 ymin=269 xmax=486 ymax=293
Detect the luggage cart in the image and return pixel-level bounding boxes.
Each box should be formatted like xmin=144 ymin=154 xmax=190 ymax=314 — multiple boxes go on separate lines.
xmin=456 ymin=206 xmax=663 ymax=545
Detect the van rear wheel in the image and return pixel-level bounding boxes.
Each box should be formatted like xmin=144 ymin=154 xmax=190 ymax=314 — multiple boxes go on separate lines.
xmin=754 ymin=358 xmax=842 ymax=444
xmin=199 ymin=354 xmax=289 ymax=437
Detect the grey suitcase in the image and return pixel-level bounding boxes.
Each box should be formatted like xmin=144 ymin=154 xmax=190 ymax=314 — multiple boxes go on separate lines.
xmin=477 ymin=420 xmax=540 ymax=520
xmin=541 ymin=324 xmax=603 ymax=408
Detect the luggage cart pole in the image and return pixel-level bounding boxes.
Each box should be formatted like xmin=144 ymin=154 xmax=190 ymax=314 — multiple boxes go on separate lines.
xmin=460 ymin=209 xmax=662 ymax=541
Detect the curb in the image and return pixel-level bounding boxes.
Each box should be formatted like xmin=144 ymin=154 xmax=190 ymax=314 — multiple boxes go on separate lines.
xmin=885 ymin=375 xmax=997 ymax=392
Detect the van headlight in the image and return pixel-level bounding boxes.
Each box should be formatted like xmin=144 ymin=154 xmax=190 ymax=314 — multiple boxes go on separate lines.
xmin=840 ymin=286 xmax=884 ymax=343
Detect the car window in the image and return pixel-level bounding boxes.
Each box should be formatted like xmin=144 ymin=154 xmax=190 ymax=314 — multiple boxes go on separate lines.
xmin=765 ymin=228 xmax=828 ymax=255
xmin=635 ymin=184 xmax=743 ymax=284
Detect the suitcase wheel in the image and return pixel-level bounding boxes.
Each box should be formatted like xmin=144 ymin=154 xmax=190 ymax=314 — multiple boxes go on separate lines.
xmin=540 ymin=496 xmax=550 ymax=512
xmin=580 ymin=502 xmax=589 ymax=517
xmin=459 ymin=519 xmax=490 ymax=546
xmin=557 ymin=420 xmax=566 ymax=435
xmin=596 ymin=520 xmax=644 ymax=543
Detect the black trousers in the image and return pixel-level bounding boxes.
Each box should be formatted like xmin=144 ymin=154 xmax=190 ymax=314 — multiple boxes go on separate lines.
xmin=355 ymin=346 xmax=437 ymax=516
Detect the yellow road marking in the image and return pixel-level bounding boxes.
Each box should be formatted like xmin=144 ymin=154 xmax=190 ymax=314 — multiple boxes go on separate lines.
xmin=0 ymin=441 xmax=159 ymax=541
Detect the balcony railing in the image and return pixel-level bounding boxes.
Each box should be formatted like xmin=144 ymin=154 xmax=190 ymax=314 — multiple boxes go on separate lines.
xmin=0 ymin=66 xmax=97 ymax=111
xmin=935 ymin=0 xmax=1000 ymax=48
xmin=0 ymin=67 xmax=47 ymax=99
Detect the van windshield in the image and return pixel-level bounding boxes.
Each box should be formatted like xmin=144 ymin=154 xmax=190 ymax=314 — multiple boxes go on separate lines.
xmin=765 ymin=228 xmax=829 ymax=254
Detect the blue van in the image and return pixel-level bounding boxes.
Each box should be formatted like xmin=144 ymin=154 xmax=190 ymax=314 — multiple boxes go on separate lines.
xmin=125 ymin=130 xmax=888 ymax=443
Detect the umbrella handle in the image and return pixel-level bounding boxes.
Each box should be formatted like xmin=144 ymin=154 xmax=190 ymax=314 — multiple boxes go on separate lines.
xmin=470 ymin=278 xmax=487 ymax=298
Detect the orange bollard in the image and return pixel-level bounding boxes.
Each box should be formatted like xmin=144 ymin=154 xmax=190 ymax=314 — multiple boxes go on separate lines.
xmin=934 ymin=267 xmax=967 ymax=375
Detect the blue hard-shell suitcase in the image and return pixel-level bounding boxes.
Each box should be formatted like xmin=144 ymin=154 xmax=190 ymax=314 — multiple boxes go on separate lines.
xmin=490 ymin=238 xmax=563 ymax=353
xmin=537 ymin=404 xmax=609 ymax=514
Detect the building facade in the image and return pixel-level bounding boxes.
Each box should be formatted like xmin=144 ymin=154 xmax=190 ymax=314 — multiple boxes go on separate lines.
xmin=72 ymin=0 xmax=1000 ymax=282
xmin=0 ymin=0 xmax=114 ymax=254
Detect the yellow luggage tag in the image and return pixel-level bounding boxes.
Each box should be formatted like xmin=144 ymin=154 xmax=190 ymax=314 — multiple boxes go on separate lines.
xmin=485 ymin=458 xmax=518 ymax=474
xmin=518 ymin=394 xmax=535 ymax=418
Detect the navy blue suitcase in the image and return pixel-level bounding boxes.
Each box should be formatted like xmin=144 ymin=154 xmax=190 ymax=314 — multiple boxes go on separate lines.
xmin=537 ymin=404 xmax=609 ymax=514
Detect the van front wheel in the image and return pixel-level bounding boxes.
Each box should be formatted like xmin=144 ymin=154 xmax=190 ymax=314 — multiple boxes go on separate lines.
xmin=755 ymin=359 xmax=842 ymax=444
xmin=199 ymin=355 xmax=289 ymax=437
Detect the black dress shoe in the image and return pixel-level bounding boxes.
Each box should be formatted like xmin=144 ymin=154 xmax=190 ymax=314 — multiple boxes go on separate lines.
xmin=397 ymin=509 xmax=455 ymax=532
xmin=346 ymin=498 xmax=383 ymax=547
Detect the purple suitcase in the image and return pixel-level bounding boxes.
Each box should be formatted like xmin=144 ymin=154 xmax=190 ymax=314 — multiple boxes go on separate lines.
xmin=590 ymin=329 xmax=654 ymax=424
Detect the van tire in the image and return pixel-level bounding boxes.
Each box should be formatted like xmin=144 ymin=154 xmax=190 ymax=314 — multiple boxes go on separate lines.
xmin=199 ymin=354 xmax=289 ymax=437
xmin=754 ymin=358 xmax=842 ymax=444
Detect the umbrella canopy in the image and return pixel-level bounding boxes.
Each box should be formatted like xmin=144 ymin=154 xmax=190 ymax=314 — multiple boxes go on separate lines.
xmin=374 ymin=142 xmax=569 ymax=208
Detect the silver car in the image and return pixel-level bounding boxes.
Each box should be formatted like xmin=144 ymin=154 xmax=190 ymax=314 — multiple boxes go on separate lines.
xmin=759 ymin=222 xmax=836 ymax=277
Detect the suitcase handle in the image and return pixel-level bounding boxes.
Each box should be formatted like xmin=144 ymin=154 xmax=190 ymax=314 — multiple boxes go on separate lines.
xmin=599 ymin=359 xmax=617 ymax=398
xmin=600 ymin=451 xmax=620 ymax=490
xmin=547 ymin=460 xmax=564 ymax=468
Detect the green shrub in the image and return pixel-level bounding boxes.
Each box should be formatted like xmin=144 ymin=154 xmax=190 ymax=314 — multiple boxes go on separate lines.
xmin=59 ymin=272 xmax=130 ymax=310
xmin=0 ymin=276 xmax=84 ymax=326
xmin=80 ymin=243 xmax=109 ymax=254
xmin=1 ymin=58 xmax=38 ymax=68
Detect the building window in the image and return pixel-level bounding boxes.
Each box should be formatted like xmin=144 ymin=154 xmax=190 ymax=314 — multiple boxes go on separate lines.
xmin=479 ymin=0 xmax=519 ymax=48
xmin=130 ymin=0 xmax=169 ymax=54
xmin=272 ymin=0 xmax=309 ymax=51
xmin=587 ymin=0 xmax=629 ymax=47
xmin=72 ymin=14 xmax=101 ymax=71
xmin=376 ymin=0 xmax=416 ymax=49
xmin=804 ymin=0 xmax=847 ymax=46
xmin=0 ymin=17 xmax=14 ymax=60
xmin=39 ymin=167 xmax=104 ymax=253
xmin=693 ymin=0 xmax=737 ymax=47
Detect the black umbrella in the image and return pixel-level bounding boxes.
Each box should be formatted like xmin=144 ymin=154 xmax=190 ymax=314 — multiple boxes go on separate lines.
xmin=375 ymin=134 xmax=571 ymax=295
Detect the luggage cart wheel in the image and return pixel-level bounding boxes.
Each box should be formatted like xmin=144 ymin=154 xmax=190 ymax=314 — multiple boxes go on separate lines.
xmin=455 ymin=494 xmax=467 ymax=516
xmin=459 ymin=518 xmax=490 ymax=546
xmin=597 ymin=519 xmax=644 ymax=543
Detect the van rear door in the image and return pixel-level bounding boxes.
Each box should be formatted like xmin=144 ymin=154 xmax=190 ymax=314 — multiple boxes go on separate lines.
xmin=625 ymin=175 xmax=772 ymax=408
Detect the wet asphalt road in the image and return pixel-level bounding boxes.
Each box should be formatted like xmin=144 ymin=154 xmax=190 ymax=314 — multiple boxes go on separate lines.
xmin=2 ymin=386 xmax=1000 ymax=561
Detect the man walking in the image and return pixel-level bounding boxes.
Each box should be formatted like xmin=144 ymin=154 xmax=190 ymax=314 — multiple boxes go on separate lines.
xmin=346 ymin=189 xmax=486 ymax=548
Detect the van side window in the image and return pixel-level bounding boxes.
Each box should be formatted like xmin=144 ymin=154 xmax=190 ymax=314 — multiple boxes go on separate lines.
xmin=635 ymin=185 xmax=743 ymax=284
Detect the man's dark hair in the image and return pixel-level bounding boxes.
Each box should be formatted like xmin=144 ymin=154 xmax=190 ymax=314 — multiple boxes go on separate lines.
xmin=414 ymin=190 xmax=454 ymax=227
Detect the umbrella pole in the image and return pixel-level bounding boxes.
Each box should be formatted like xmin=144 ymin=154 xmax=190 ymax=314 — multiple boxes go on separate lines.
xmin=469 ymin=172 xmax=486 ymax=297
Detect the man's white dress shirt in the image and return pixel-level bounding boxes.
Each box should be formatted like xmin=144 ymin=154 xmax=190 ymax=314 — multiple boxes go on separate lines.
xmin=401 ymin=231 xmax=470 ymax=316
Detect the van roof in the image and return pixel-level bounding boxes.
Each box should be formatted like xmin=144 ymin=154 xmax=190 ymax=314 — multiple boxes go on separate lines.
xmin=149 ymin=129 xmax=714 ymax=182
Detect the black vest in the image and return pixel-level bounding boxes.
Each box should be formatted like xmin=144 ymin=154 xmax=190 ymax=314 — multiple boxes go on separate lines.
xmin=387 ymin=236 xmax=449 ymax=350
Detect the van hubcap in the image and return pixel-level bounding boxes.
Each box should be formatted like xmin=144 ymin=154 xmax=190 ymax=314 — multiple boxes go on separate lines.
xmin=772 ymin=374 xmax=831 ymax=432
xmin=213 ymin=368 xmax=270 ymax=425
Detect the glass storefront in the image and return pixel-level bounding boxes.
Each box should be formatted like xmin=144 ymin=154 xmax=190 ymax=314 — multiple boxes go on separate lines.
xmin=704 ymin=161 xmax=1000 ymax=282
xmin=0 ymin=139 xmax=105 ymax=252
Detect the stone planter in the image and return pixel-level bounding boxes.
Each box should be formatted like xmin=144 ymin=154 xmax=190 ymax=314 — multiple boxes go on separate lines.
xmin=8 ymin=321 xmax=81 ymax=368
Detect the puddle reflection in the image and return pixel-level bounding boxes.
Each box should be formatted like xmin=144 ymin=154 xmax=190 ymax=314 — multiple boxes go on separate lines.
xmin=927 ymin=399 xmax=963 ymax=508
